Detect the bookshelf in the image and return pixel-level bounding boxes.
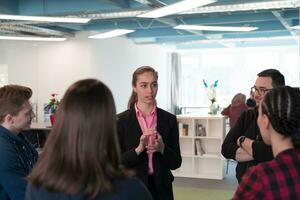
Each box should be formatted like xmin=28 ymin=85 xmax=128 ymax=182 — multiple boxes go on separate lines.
xmin=173 ymin=114 xmax=226 ymax=180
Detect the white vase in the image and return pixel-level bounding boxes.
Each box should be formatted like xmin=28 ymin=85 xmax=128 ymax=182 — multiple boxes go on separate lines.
xmin=209 ymin=102 xmax=219 ymax=115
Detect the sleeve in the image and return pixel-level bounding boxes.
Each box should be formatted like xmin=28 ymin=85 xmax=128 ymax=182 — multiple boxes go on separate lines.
xmin=233 ymin=167 xmax=265 ymax=199
xmin=161 ymin=115 xmax=182 ymax=170
xmin=25 ymin=183 xmax=37 ymax=200
xmin=252 ymin=141 xmax=273 ymax=162
xmin=0 ymin=144 xmax=28 ymax=200
xmin=221 ymin=105 xmax=230 ymax=116
xmin=117 ymin=116 xmax=145 ymax=167
xmin=221 ymin=112 xmax=247 ymax=160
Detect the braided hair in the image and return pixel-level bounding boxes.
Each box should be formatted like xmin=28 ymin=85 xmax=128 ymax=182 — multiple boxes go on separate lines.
xmin=261 ymin=86 xmax=300 ymax=148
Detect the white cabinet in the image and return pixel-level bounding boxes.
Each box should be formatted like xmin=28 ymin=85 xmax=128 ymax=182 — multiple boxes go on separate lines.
xmin=173 ymin=114 xmax=226 ymax=180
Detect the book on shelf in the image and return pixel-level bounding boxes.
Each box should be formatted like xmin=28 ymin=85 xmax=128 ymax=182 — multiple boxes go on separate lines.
xmin=183 ymin=124 xmax=189 ymax=136
xmin=195 ymin=139 xmax=205 ymax=156
xmin=195 ymin=124 xmax=206 ymax=136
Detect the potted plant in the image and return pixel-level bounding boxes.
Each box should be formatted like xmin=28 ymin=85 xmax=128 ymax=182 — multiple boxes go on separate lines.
xmin=44 ymin=93 xmax=60 ymax=126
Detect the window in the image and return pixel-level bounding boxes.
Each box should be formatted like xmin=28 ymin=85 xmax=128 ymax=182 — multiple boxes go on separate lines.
xmin=179 ymin=46 xmax=299 ymax=111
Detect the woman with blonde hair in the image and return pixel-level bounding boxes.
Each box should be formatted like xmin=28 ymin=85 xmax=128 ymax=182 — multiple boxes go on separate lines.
xmin=26 ymin=79 xmax=152 ymax=200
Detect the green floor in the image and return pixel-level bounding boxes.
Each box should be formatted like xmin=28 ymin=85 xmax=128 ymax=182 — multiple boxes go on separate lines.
xmin=174 ymin=187 xmax=234 ymax=200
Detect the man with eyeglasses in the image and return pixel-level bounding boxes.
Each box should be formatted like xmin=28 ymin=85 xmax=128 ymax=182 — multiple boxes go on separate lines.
xmin=222 ymin=69 xmax=285 ymax=183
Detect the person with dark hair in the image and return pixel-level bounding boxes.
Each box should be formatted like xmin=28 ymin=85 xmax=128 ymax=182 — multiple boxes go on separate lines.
xmin=25 ymin=79 xmax=152 ymax=200
xmin=117 ymin=66 xmax=182 ymax=200
xmin=0 ymin=85 xmax=38 ymax=200
xmin=246 ymin=90 xmax=256 ymax=108
xmin=222 ymin=69 xmax=285 ymax=183
xmin=233 ymin=86 xmax=300 ymax=199
xmin=221 ymin=93 xmax=248 ymax=128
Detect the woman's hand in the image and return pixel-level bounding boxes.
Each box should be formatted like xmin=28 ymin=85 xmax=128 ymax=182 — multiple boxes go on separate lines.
xmin=135 ymin=134 xmax=148 ymax=155
xmin=135 ymin=128 xmax=156 ymax=155
xmin=147 ymin=133 xmax=165 ymax=155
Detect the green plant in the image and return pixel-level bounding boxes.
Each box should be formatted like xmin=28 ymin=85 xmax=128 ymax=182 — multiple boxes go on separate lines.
xmin=44 ymin=93 xmax=60 ymax=114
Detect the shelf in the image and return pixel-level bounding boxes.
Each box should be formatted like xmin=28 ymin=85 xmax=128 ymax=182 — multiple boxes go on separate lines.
xmin=177 ymin=114 xmax=224 ymax=119
xmin=179 ymin=136 xmax=194 ymax=139
xmin=181 ymin=154 xmax=196 ymax=158
xmin=196 ymin=153 xmax=220 ymax=159
xmin=181 ymin=153 xmax=221 ymax=159
xmin=176 ymin=114 xmax=225 ymax=179
xmin=194 ymin=136 xmax=221 ymax=139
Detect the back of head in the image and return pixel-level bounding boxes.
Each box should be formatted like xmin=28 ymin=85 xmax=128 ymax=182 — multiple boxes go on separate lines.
xmin=261 ymin=86 xmax=300 ymax=148
xmin=127 ymin=66 xmax=158 ymax=109
xmin=257 ymin=69 xmax=285 ymax=87
xmin=28 ymin=79 xmax=128 ymax=199
xmin=0 ymin=85 xmax=32 ymax=123
xmin=231 ymin=93 xmax=246 ymax=106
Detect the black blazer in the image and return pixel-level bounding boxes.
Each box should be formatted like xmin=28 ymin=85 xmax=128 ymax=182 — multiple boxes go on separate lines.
xmin=117 ymin=107 xmax=181 ymax=199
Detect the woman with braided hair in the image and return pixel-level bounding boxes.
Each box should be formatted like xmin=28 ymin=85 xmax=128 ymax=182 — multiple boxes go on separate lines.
xmin=233 ymin=86 xmax=300 ymax=199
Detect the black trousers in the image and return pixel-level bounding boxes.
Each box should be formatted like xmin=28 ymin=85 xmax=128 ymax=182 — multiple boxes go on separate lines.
xmin=148 ymin=175 xmax=174 ymax=200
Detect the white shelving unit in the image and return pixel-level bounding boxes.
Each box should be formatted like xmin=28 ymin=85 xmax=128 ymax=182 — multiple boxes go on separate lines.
xmin=173 ymin=114 xmax=226 ymax=180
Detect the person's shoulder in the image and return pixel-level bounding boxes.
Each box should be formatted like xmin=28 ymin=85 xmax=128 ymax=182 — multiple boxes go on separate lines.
xmin=157 ymin=108 xmax=176 ymax=118
xmin=247 ymin=160 xmax=274 ymax=180
xmin=26 ymin=183 xmax=84 ymax=200
xmin=0 ymin=134 xmax=15 ymax=157
xmin=116 ymin=177 xmax=146 ymax=189
xmin=239 ymin=107 xmax=257 ymax=120
xmin=117 ymin=109 xmax=134 ymax=121
xmin=113 ymin=177 xmax=152 ymax=199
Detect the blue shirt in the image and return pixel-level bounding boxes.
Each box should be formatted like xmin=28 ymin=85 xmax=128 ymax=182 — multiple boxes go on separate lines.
xmin=25 ymin=177 xmax=153 ymax=200
xmin=0 ymin=126 xmax=38 ymax=200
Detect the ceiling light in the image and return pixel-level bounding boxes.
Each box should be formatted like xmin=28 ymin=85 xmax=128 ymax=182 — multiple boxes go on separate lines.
xmin=0 ymin=36 xmax=66 ymax=41
xmin=183 ymin=0 xmax=300 ymax=14
xmin=174 ymin=25 xmax=258 ymax=32
xmin=0 ymin=14 xmax=90 ymax=23
xmin=88 ymin=29 xmax=135 ymax=39
xmin=180 ymin=35 xmax=298 ymax=45
xmin=291 ymin=25 xmax=300 ymax=30
xmin=137 ymin=0 xmax=216 ymax=18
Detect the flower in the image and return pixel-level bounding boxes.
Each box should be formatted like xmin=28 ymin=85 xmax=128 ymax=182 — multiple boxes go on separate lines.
xmin=203 ymin=79 xmax=218 ymax=101
xmin=44 ymin=93 xmax=60 ymax=114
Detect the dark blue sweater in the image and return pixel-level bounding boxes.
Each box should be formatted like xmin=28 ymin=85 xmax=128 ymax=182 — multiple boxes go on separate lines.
xmin=25 ymin=177 xmax=153 ymax=200
xmin=0 ymin=126 xmax=38 ymax=200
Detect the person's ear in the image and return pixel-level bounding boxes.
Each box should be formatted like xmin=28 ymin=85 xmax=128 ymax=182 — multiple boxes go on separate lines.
xmin=133 ymin=86 xmax=137 ymax=93
xmin=262 ymin=114 xmax=271 ymax=130
xmin=4 ymin=114 xmax=14 ymax=125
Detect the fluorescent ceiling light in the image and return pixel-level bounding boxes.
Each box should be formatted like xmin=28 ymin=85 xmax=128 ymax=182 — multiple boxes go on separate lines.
xmin=291 ymin=25 xmax=300 ymax=30
xmin=137 ymin=0 xmax=216 ymax=18
xmin=180 ymin=35 xmax=298 ymax=45
xmin=88 ymin=29 xmax=135 ymax=39
xmin=0 ymin=14 xmax=90 ymax=23
xmin=0 ymin=36 xmax=66 ymax=41
xmin=174 ymin=25 xmax=258 ymax=32
xmin=183 ymin=0 xmax=300 ymax=14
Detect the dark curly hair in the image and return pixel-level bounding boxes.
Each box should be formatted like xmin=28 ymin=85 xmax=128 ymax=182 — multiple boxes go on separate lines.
xmin=261 ymin=86 xmax=300 ymax=148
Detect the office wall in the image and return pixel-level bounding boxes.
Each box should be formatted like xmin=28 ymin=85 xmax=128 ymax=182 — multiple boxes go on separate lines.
xmin=89 ymin=33 xmax=169 ymax=113
xmin=0 ymin=32 xmax=169 ymax=123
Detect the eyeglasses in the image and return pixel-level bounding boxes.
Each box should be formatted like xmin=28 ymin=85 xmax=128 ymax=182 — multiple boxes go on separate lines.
xmin=250 ymin=86 xmax=271 ymax=95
